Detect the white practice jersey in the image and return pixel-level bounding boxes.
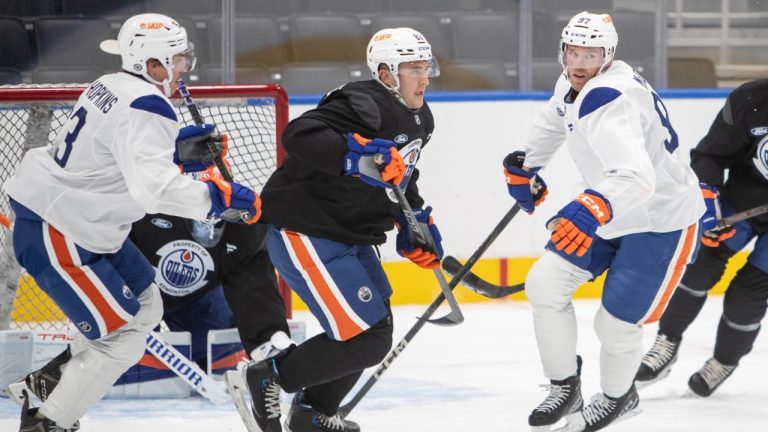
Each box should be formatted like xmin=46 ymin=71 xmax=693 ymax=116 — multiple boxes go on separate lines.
xmin=4 ymin=72 xmax=211 ymax=253
xmin=525 ymin=61 xmax=704 ymax=238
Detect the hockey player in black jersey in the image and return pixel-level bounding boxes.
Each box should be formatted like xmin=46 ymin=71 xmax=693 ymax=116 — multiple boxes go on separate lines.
xmin=230 ymin=27 xmax=443 ymax=432
xmin=636 ymin=79 xmax=768 ymax=397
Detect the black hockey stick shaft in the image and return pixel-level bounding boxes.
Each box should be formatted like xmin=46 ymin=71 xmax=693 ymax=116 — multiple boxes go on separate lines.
xmin=392 ymin=186 xmax=464 ymax=326
xmin=718 ymin=202 xmax=768 ymax=228
xmin=339 ymin=203 xmax=521 ymax=417
xmin=441 ymin=256 xmax=525 ymax=298
xmin=177 ymin=79 xmax=234 ymax=183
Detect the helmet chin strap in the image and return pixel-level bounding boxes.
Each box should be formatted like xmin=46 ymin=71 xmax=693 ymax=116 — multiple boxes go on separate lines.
xmin=375 ymin=74 xmax=417 ymax=110
xmin=143 ymin=66 xmax=175 ymax=97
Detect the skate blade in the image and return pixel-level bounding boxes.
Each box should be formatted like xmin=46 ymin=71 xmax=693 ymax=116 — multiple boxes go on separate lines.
xmin=223 ymin=370 xmax=263 ymax=432
xmin=635 ymin=368 xmax=672 ymax=390
xmin=552 ymin=412 xmax=585 ymax=432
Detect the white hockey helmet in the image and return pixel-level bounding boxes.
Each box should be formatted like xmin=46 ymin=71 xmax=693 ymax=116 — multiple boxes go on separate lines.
xmin=558 ymin=11 xmax=618 ymax=75
xmin=100 ymin=13 xmax=195 ymax=96
xmin=366 ymin=27 xmax=440 ymax=91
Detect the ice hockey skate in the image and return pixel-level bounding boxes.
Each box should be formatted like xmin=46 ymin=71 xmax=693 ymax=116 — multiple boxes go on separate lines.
xmin=284 ymin=393 xmax=361 ymax=432
xmin=529 ymin=357 xmax=583 ymax=431
xmin=19 ymin=389 xmax=80 ymax=432
xmin=686 ymin=357 xmax=737 ymax=397
xmin=635 ymin=332 xmax=681 ymax=388
xmin=555 ymin=384 xmax=641 ymax=432
xmin=7 ymin=346 xmax=72 ymax=405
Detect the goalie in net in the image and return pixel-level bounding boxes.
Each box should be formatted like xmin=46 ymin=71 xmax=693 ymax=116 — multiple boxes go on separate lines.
xmin=2 ymin=13 xmax=261 ymax=431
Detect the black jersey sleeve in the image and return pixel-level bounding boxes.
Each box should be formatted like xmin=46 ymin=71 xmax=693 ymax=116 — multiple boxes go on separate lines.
xmin=282 ymin=116 xmax=348 ymax=177
xmin=690 ymin=90 xmax=754 ymax=187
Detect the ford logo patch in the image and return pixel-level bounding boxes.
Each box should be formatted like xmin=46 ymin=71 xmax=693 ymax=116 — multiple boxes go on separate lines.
xmin=750 ymin=126 xmax=768 ymax=136
xmin=151 ymin=218 xmax=172 ymax=229
xmin=394 ymin=134 xmax=408 ymax=144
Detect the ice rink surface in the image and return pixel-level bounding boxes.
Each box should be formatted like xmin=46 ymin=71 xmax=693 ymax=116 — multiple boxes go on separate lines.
xmin=1 ymin=297 xmax=766 ymax=431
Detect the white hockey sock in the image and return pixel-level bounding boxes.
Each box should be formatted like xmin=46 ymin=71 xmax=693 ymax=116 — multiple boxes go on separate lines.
xmin=594 ymin=306 xmax=643 ymax=398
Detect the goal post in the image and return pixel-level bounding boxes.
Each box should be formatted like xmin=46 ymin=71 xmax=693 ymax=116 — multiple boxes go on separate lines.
xmin=0 ymin=84 xmax=291 ymax=331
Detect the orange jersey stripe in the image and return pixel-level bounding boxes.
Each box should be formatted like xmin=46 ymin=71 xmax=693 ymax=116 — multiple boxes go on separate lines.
xmin=48 ymin=226 xmax=128 ymax=333
xmin=210 ymin=350 xmax=247 ymax=370
xmin=138 ymin=353 xmax=168 ymax=370
xmin=645 ymin=224 xmax=697 ymax=323
xmin=285 ymin=231 xmax=364 ymax=340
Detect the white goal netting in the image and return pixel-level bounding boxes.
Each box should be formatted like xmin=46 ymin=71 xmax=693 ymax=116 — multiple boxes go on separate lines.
xmin=0 ymin=83 xmax=289 ymax=331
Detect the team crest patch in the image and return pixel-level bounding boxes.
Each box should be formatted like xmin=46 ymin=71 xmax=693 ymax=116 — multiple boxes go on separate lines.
xmin=151 ymin=218 xmax=172 ymax=229
xmin=122 ymin=286 xmax=133 ymax=299
xmin=394 ymin=134 xmax=409 ymax=144
xmin=753 ymin=136 xmax=768 ymax=180
xmin=78 ymin=321 xmax=92 ymax=332
xmin=156 ymin=240 xmax=214 ymax=297
xmin=750 ymin=126 xmax=768 ymax=136
xmin=358 ymin=286 xmax=373 ymax=302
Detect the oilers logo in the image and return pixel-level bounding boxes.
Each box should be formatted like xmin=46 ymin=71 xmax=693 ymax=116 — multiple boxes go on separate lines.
xmin=156 ymin=240 xmax=214 ymax=297
xmin=358 ymin=286 xmax=373 ymax=302
xmin=387 ymin=139 xmax=423 ymax=203
xmin=754 ymin=135 xmax=768 ymax=180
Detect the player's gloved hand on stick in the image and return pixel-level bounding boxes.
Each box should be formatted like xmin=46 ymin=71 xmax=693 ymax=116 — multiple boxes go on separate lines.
xmin=395 ymin=206 xmax=444 ymax=269
xmin=344 ymin=133 xmax=405 ymax=187
xmin=698 ymin=183 xmax=736 ymax=247
xmin=175 ymin=124 xmax=229 ymax=172
xmin=206 ymin=176 xmax=261 ymax=224
xmin=503 ymin=151 xmax=548 ymax=214
xmin=548 ymin=189 xmax=612 ymax=257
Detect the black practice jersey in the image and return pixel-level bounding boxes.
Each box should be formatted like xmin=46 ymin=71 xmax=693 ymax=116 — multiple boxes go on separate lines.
xmin=129 ymin=215 xmax=267 ymax=309
xmin=691 ymin=79 xmax=768 ymax=233
xmin=260 ymin=80 xmax=435 ymax=245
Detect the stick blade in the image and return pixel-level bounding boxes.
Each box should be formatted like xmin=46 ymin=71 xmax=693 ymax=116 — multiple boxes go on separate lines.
xmin=442 ymin=256 xmax=525 ymax=299
xmin=419 ymin=308 xmax=464 ymax=326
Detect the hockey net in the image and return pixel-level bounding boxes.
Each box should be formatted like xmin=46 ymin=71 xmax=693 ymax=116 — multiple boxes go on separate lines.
xmin=0 ymin=83 xmax=290 ymax=331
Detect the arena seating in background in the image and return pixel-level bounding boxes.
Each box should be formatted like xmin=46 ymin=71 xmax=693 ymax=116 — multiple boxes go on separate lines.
xmin=32 ymin=67 xmax=105 ymax=84
xmin=440 ymin=61 xmax=518 ymax=90
xmin=289 ymin=14 xmax=367 ymax=63
xmin=35 ymin=17 xmax=116 ymax=70
xmin=0 ymin=68 xmax=23 ymax=85
xmin=207 ymin=16 xmax=287 ymax=68
xmin=668 ymin=58 xmax=718 ymax=88
xmin=305 ymin=0 xmax=386 ymax=14
xmin=0 ymin=18 xmax=33 ymax=72
xmin=199 ymin=64 xmax=274 ymax=85
xmin=279 ymin=62 xmax=359 ymax=94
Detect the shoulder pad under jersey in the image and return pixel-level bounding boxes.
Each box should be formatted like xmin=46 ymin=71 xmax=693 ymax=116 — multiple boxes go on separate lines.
xmin=340 ymin=86 xmax=383 ymax=131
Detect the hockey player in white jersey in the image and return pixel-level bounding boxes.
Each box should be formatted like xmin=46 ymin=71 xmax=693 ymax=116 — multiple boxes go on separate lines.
xmin=3 ymin=13 xmax=260 ymax=431
xmin=502 ymin=11 xmax=705 ymax=432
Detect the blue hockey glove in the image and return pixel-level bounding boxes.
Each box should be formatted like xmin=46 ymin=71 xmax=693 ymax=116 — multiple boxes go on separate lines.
xmin=344 ymin=133 xmax=405 ymax=187
xmin=395 ymin=206 xmax=444 ymax=269
xmin=503 ymin=151 xmax=548 ymax=214
xmin=174 ymin=124 xmax=228 ymax=173
xmin=206 ymin=176 xmax=261 ymax=224
xmin=548 ymin=189 xmax=612 ymax=257
xmin=699 ymin=183 xmax=721 ymax=232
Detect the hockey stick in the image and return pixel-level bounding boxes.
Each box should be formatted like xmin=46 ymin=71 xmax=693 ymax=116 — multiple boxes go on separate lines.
xmin=718 ymin=202 xmax=768 ymax=228
xmin=177 ymin=80 xmax=251 ymax=223
xmin=145 ymin=331 xmax=229 ymax=405
xmin=391 ymin=185 xmax=464 ymax=326
xmin=441 ymin=255 xmax=525 ymax=298
xmin=339 ymin=203 xmax=522 ymax=417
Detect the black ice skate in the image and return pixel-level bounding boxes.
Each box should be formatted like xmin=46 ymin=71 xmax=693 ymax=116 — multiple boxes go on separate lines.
xmin=635 ymin=332 xmax=681 ymax=388
xmin=244 ymin=359 xmax=283 ymax=432
xmin=284 ymin=394 xmax=361 ymax=432
xmin=561 ymin=384 xmax=641 ymax=432
xmin=19 ymin=390 xmax=79 ymax=432
xmin=7 ymin=346 xmax=72 ymax=406
xmin=687 ymin=357 xmax=737 ymax=397
xmin=529 ymin=356 xmax=583 ymax=431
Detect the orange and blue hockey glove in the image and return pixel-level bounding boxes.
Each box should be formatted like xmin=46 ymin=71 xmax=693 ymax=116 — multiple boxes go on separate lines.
xmin=206 ymin=177 xmax=261 ymax=224
xmin=503 ymin=151 xmax=548 ymax=214
xmin=548 ymin=189 xmax=612 ymax=257
xmin=344 ymin=133 xmax=405 ymax=187
xmin=699 ymin=184 xmax=735 ymax=247
xmin=174 ymin=124 xmax=228 ymax=172
xmin=395 ymin=206 xmax=444 ymax=269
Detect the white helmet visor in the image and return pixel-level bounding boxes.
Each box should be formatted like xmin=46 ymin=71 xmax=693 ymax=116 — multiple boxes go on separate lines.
xmin=173 ymin=42 xmax=196 ymax=72
xmin=397 ymin=57 xmax=440 ymax=79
